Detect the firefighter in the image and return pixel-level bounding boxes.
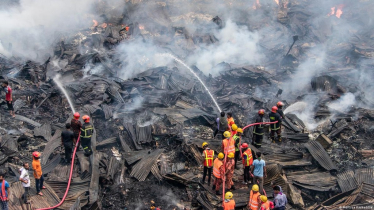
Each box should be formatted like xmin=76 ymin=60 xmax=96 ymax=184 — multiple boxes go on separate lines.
xmin=81 ymin=115 xmax=94 ymax=156
xmin=241 ymin=143 xmax=253 ymax=184
xmin=227 ymin=112 xmax=235 ymax=130
xmin=276 ymin=101 xmax=285 ymax=119
xmin=223 ymin=192 xmax=235 ymax=210
xmin=233 ymin=128 xmax=243 ymax=169
xmin=212 ymin=153 xmax=225 ymax=195
xmin=269 ymin=106 xmax=282 ymax=142
xmin=222 ymin=131 xmax=235 ymax=155
xmin=71 ymin=112 xmax=82 ymax=149
xmin=253 ymin=109 xmax=265 ymax=148
xmin=248 ymin=184 xmax=261 ymax=210
xmin=231 ymin=124 xmax=238 ymax=136
xmin=225 ymin=152 xmax=235 ymax=190
xmin=201 ymin=142 xmax=214 ymax=186
xmin=259 ymin=195 xmax=274 ymax=210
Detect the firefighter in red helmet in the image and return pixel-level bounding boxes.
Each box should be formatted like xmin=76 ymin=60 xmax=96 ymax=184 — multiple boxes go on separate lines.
xmin=252 ymin=109 xmax=265 ymax=148
xmin=269 ymin=106 xmax=282 ymax=142
xmin=81 ymin=115 xmax=93 ymax=156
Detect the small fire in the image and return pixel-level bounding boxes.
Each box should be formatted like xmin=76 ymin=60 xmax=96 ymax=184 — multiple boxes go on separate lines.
xmin=328 ymin=4 xmax=344 ymax=18
xmin=92 ymin=20 xmax=98 ymax=27
xmin=92 ymin=20 xmax=107 ymax=28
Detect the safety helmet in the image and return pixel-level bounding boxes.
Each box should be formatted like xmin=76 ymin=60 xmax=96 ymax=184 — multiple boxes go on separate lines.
xmin=241 ymin=143 xmax=248 ymax=149
xmin=223 ymin=131 xmax=231 ymax=138
xmin=277 ymin=101 xmax=284 ymax=107
xmin=271 ymin=106 xmax=278 ymax=113
xmin=82 ymin=115 xmax=90 ymax=122
xmin=252 ymin=184 xmax=259 ymax=192
xmin=260 ymin=195 xmax=268 ymax=202
xmin=202 ymin=142 xmax=208 ymax=148
xmin=218 ymin=153 xmax=224 ymax=159
xmin=73 ymin=112 xmax=80 ymax=119
xmin=237 ymin=128 xmax=243 ymax=133
xmin=228 ymin=152 xmax=235 ymax=158
xmin=258 ymin=109 xmax=265 ymax=115
xmin=232 ymin=124 xmax=238 ymax=131
xmin=33 ymin=151 xmax=41 ymax=158
xmin=225 ymin=192 xmax=233 ymax=200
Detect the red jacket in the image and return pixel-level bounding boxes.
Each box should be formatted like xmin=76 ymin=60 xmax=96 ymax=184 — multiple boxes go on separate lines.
xmin=5 ymin=86 xmax=12 ymax=101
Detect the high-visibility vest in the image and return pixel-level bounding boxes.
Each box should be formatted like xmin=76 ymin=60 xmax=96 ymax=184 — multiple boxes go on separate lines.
xmin=242 ymin=149 xmax=253 ymax=166
xmin=223 ymin=199 xmax=235 ymax=210
xmin=227 ymin=117 xmax=235 ymax=128
xmin=234 ymin=135 xmax=240 ymax=151
xmin=249 ymin=191 xmax=260 ymax=210
xmin=203 ymin=149 xmax=214 ymax=167
xmin=261 ymin=201 xmax=270 ymax=210
xmin=213 ymin=158 xmax=223 ymax=178
xmin=223 ymin=137 xmax=236 ymax=154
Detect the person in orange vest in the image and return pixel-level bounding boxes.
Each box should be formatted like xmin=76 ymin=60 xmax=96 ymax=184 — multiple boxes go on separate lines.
xmin=223 ymin=192 xmax=235 ymax=210
xmin=212 ymin=153 xmax=225 ymax=195
xmin=259 ymin=195 xmax=274 ymax=210
xmin=201 ymin=142 xmax=214 ymax=186
xmin=227 ymin=112 xmax=235 ymax=130
xmin=233 ymin=127 xmax=243 ymax=169
xmin=241 ymin=143 xmax=253 ymax=184
xmin=225 ymin=152 xmax=236 ymax=190
xmin=231 ymin=124 xmax=238 ymax=136
xmin=221 ymin=131 xmax=235 ymax=155
xmin=248 ymin=184 xmax=261 ymax=210
xmin=32 ymin=151 xmax=46 ymax=196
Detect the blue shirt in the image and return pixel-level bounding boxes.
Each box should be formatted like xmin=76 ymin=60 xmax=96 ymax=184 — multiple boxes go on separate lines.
xmin=0 ymin=181 xmax=9 ymax=197
xmin=252 ymin=159 xmax=266 ymax=177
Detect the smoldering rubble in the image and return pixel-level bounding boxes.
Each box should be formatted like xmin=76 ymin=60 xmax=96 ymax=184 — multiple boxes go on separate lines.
xmin=0 ymin=0 xmax=374 ymax=209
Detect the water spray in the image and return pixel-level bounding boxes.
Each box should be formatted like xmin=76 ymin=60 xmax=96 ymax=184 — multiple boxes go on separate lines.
xmin=53 ymin=74 xmax=76 ymax=114
xmin=159 ymin=53 xmax=222 ymax=112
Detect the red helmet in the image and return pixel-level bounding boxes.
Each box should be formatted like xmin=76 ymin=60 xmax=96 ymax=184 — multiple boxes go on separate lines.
xmin=82 ymin=115 xmax=90 ymax=122
xmin=33 ymin=151 xmax=41 ymax=158
xmin=258 ymin=109 xmax=265 ymax=115
xmin=277 ymin=101 xmax=284 ymax=107
xmin=241 ymin=143 xmax=248 ymax=148
xmin=74 ymin=112 xmax=80 ymax=119
xmin=271 ymin=106 xmax=278 ymax=113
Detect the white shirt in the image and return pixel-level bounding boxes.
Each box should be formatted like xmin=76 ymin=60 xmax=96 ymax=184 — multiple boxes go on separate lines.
xmin=20 ymin=167 xmax=30 ymax=187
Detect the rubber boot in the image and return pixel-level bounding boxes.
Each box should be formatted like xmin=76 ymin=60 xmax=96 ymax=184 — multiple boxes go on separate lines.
xmin=278 ymin=136 xmax=282 ymax=142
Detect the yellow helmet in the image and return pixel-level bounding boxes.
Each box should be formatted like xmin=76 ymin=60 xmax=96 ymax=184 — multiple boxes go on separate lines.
xmin=237 ymin=128 xmax=243 ymax=133
xmin=252 ymin=184 xmax=259 ymax=192
xmin=228 ymin=152 xmax=235 ymax=158
xmin=260 ymin=195 xmax=268 ymax=202
xmin=223 ymin=131 xmax=231 ymax=138
xmin=232 ymin=124 xmax=238 ymax=131
xmin=218 ymin=153 xmax=224 ymax=159
xmin=225 ymin=192 xmax=233 ymax=200
xmin=202 ymin=142 xmax=208 ymax=148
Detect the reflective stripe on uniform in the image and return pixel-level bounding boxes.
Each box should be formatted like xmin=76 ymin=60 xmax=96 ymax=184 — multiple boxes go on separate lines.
xmin=204 ymin=150 xmax=214 ymax=167
xmin=213 ymin=158 xmax=223 ymax=178
xmin=249 ymin=191 xmax=260 ymax=210
xmin=243 ymin=149 xmax=252 ymax=166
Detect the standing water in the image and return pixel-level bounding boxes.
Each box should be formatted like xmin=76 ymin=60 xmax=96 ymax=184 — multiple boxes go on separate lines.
xmin=54 ymin=74 xmax=76 ymax=114
xmin=160 ymin=53 xmax=222 ymax=112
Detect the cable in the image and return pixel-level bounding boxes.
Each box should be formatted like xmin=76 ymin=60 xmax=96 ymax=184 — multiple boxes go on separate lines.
xmin=36 ymin=132 xmax=81 ymax=210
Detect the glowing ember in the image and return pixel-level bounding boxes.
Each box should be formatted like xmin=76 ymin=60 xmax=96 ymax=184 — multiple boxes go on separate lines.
xmin=328 ymin=5 xmax=344 ymax=18
xmin=92 ymin=19 xmax=98 ymax=27
xmin=101 ymin=23 xmax=108 ymax=28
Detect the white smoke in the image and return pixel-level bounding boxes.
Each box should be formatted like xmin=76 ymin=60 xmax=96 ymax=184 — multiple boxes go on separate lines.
xmin=328 ymin=92 xmax=355 ymax=113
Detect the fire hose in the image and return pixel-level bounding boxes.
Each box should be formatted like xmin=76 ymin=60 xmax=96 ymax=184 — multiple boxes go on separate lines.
xmin=221 ymin=121 xmax=278 ymax=206
xmin=36 ymin=132 xmax=81 ymax=210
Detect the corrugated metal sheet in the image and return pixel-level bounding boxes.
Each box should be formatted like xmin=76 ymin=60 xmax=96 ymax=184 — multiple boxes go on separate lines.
xmin=15 ymin=115 xmax=41 ymax=127
xmin=337 ymin=170 xmax=358 ymax=193
xmin=33 ymin=123 xmax=52 ymax=141
xmin=355 ymin=168 xmax=374 ymax=185
xmin=130 ymin=149 xmax=164 ymax=181
xmin=305 ymin=140 xmax=337 ymax=171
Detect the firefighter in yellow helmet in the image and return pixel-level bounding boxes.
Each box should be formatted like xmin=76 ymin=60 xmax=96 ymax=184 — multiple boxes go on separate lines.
xmin=248 ymin=184 xmax=261 ymax=210
xmin=201 ymin=142 xmax=214 ymax=186
xmin=259 ymin=195 xmax=274 ymax=210
xmin=221 ymin=131 xmax=235 ymax=155
xmin=223 ymin=192 xmax=235 ymax=210
xmin=233 ymin=127 xmax=243 ymax=169
xmin=212 ymin=153 xmax=225 ymax=195
xmin=225 ymin=152 xmax=236 ymax=190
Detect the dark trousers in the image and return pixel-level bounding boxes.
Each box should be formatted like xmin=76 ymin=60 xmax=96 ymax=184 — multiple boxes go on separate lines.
xmin=214 ymin=129 xmax=225 ymax=140
xmin=274 ymin=207 xmax=286 ymax=210
xmin=253 ymin=176 xmax=264 ymax=194
xmin=35 ymin=175 xmax=44 ymax=193
xmin=253 ymin=134 xmax=263 ymax=148
xmin=244 ymin=166 xmax=251 ymax=182
xmin=81 ymin=138 xmax=92 ymax=156
xmin=22 ymin=187 xmax=29 ymax=203
xmin=234 ymin=151 xmax=240 ymax=169
xmin=202 ymin=167 xmax=212 ymax=184
xmin=0 ymin=200 xmax=8 ymax=210
xmin=64 ymin=145 xmax=73 ymax=163
xmin=270 ymin=129 xmax=281 ymax=140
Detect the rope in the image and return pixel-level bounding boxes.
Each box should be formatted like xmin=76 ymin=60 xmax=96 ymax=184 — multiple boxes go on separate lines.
xmin=36 ymin=132 xmax=81 ymax=210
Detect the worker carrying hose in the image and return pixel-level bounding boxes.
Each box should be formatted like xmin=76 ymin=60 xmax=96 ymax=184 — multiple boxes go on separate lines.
xmin=81 ymin=115 xmax=93 ymax=156
xmin=253 ymin=109 xmax=265 ymax=148
xmin=233 ymin=127 xmax=243 ymax=169
xmin=223 ymin=192 xmax=235 ymax=210
xmin=201 ymin=142 xmax=214 ymax=186
xmin=269 ymin=106 xmax=282 ymax=142
xmin=222 ymin=131 xmax=235 ymax=155
xmin=259 ymin=195 xmax=274 ymax=210
xmin=212 ymin=153 xmax=225 ymax=195
xmin=227 ymin=112 xmax=235 ymax=130
xmin=71 ymin=112 xmax=82 ymax=149
xmin=225 ymin=152 xmax=235 ymax=190
xmin=248 ymin=184 xmax=261 ymax=210
xmin=241 ymin=143 xmax=253 ymax=184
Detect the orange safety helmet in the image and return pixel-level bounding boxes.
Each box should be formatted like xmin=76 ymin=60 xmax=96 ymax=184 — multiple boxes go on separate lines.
xmin=271 ymin=106 xmax=278 ymax=113
xmin=241 ymin=143 xmax=248 ymax=148
xmin=258 ymin=109 xmax=265 ymax=115
xmin=82 ymin=115 xmax=90 ymax=122
xmin=74 ymin=112 xmax=80 ymax=119
xmin=277 ymin=101 xmax=284 ymax=107
xmin=33 ymin=151 xmax=41 ymax=158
